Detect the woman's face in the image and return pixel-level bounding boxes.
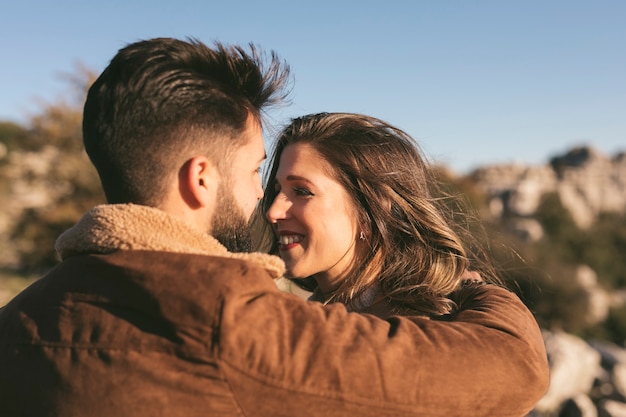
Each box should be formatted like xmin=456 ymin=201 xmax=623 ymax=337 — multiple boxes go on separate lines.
xmin=266 ymin=143 xmax=359 ymax=293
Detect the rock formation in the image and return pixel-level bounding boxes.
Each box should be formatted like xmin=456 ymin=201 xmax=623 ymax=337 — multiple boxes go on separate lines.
xmin=471 ymin=146 xmax=626 ymax=231
xmin=532 ymin=331 xmax=626 ymax=417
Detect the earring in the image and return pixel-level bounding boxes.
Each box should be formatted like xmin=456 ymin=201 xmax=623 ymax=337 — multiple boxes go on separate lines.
xmin=359 ymin=231 xmax=366 ymax=240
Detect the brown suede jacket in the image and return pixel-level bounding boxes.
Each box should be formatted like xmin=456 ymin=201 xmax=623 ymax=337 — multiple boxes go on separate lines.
xmin=0 ymin=204 xmax=549 ymax=417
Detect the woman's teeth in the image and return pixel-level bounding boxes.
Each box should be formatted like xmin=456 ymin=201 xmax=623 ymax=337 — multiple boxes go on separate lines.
xmin=279 ymin=235 xmax=303 ymax=245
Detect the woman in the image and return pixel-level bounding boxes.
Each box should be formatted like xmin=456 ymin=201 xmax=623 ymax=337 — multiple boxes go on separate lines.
xmin=252 ymin=112 xmax=549 ymax=416
xmin=256 ymin=112 xmax=497 ymax=317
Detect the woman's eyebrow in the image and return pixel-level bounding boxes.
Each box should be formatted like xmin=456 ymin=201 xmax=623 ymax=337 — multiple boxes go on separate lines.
xmin=285 ymin=174 xmax=313 ymax=184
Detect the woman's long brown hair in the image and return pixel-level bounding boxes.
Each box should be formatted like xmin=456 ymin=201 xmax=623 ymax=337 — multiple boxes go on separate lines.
xmin=254 ymin=112 xmax=500 ymax=316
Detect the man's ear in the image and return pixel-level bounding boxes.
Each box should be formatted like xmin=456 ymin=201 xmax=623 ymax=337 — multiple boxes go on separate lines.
xmin=181 ymin=156 xmax=219 ymax=209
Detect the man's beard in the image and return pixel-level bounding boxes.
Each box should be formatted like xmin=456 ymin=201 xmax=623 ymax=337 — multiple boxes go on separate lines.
xmin=211 ymin=184 xmax=254 ymax=253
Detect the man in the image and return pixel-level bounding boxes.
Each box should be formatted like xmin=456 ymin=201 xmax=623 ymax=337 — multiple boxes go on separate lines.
xmin=0 ymin=38 xmax=548 ymax=416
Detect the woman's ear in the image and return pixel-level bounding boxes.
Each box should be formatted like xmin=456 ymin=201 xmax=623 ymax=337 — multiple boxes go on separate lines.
xmin=181 ymin=156 xmax=219 ymax=209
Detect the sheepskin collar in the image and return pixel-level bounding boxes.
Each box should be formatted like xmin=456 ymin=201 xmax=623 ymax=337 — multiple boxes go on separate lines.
xmin=55 ymin=204 xmax=285 ymax=279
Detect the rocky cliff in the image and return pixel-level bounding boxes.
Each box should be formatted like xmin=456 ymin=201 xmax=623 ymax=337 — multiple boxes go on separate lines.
xmin=470 ymin=146 xmax=626 ymax=232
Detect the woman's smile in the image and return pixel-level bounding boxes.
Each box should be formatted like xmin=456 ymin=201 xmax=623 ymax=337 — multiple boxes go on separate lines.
xmin=277 ymin=231 xmax=304 ymax=249
xmin=266 ymin=143 xmax=360 ymax=292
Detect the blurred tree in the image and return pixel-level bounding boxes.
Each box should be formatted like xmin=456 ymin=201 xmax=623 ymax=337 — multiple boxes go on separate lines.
xmin=0 ymin=122 xmax=30 ymax=152
xmin=28 ymin=63 xmax=96 ymax=152
xmin=3 ymin=64 xmax=104 ymax=274
xmin=534 ymin=192 xmax=581 ymax=260
xmin=578 ymin=212 xmax=626 ymax=288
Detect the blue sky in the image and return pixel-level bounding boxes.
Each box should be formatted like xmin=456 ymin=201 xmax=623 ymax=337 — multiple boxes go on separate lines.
xmin=1 ymin=0 xmax=624 ymax=173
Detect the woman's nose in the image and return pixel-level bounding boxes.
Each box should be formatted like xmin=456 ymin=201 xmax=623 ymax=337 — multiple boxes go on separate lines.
xmin=266 ymin=193 xmax=289 ymax=223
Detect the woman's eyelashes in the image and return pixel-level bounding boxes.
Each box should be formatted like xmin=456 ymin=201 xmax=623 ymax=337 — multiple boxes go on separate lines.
xmin=273 ymin=180 xmax=314 ymax=198
xmin=293 ymin=187 xmax=314 ymax=197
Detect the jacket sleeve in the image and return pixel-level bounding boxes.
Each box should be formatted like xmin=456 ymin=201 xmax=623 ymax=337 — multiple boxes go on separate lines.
xmin=213 ymin=270 xmax=549 ymax=417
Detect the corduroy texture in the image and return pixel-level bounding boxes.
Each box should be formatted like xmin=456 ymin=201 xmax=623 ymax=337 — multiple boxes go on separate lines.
xmin=0 ymin=204 xmax=549 ymax=416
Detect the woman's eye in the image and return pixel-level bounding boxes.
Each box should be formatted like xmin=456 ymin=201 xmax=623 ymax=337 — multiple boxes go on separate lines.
xmin=294 ymin=187 xmax=313 ymax=197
